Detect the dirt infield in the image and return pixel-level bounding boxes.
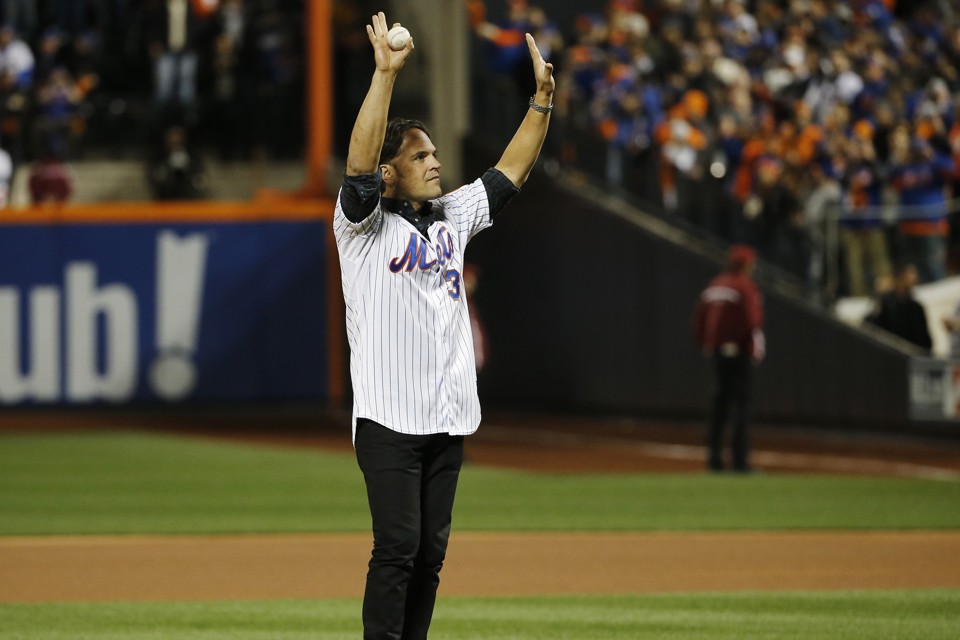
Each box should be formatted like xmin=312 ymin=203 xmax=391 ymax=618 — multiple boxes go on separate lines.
xmin=3 ymin=531 xmax=960 ymax=602
xmin=4 ymin=408 xmax=960 ymax=604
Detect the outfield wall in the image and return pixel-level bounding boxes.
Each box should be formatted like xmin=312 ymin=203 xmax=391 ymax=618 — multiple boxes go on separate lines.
xmin=0 ymin=200 xmax=343 ymax=406
xmin=1 ymin=170 xmax=949 ymax=433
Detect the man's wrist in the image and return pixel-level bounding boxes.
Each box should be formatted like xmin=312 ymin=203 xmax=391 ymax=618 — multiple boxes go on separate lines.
xmin=534 ymin=90 xmax=553 ymax=105
xmin=529 ymin=94 xmax=554 ymax=114
xmin=372 ymin=69 xmax=399 ymax=83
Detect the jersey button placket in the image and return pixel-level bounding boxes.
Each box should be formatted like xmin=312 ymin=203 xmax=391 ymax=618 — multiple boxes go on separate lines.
xmin=435 ymin=269 xmax=452 ymax=433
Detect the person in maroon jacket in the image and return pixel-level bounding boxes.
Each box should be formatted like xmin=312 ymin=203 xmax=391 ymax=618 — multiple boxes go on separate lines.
xmin=28 ymin=139 xmax=73 ymax=204
xmin=693 ymin=244 xmax=765 ymax=473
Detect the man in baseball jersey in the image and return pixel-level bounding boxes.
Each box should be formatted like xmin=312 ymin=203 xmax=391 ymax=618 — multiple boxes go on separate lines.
xmin=333 ymin=11 xmax=554 ymax=640
xmin=692 ymin=244 xmax=765 ymax=473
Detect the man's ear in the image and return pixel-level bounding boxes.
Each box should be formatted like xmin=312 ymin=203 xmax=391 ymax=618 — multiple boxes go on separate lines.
xmin=379 ymin=163 xmax=394 ymax=186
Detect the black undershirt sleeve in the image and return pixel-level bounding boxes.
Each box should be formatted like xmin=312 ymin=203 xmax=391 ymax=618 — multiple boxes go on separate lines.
xmin=481 ymin=167 xmax=520 ymax=219
xmin=339 ymin=171 xmax=382 ymax=223
xmin=343 ymin=168 xmax=515 ymax=222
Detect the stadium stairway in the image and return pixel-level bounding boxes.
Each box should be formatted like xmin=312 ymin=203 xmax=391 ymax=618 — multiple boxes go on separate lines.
xmin=9 ymin=159 xmax=305 ymax=205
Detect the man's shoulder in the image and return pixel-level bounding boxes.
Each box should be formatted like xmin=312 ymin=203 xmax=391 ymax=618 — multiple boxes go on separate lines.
xmin=437 ymin=177 xmax=485 ymax=200
xmin=337 ymin=171 xmax=384 ymax=224
xmin=429 ymin=180 xmax=484 ymax=216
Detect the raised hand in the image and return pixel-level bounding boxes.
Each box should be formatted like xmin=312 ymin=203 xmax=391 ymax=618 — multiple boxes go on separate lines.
xmin=367 ymin=12 xmax=413 ymax=74
xmin=491 ymin=33 xmax=556 ymax=187
xmin=525 ymin=33 xmax=555 ymax=97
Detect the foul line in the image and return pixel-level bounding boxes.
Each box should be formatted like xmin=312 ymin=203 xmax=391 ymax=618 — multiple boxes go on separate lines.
xmin=478 ymin=425 xmax=960 ymax=482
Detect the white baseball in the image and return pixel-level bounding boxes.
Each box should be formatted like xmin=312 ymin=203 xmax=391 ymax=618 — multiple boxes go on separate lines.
xmin=387 ymin=25 xmax=411 ymax=51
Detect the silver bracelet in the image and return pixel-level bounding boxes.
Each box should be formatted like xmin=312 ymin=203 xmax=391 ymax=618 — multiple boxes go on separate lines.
xmin=529 ymin=96 xmax=554 ymax=114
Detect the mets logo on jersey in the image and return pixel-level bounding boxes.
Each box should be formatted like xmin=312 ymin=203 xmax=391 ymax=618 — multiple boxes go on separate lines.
xmin=389 ymin=226 xmax=463 ymax=299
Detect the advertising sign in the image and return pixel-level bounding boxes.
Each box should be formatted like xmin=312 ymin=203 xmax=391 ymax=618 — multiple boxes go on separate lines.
xmin=909 ymin=357 xmax=960 ymax=421
xmin=0 ymin=220 xmax=329 ymax=404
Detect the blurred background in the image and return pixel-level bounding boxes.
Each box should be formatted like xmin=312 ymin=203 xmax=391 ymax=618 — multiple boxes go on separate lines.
xmin=3 ymin=0 xmax=960 ymax=440
xmin=0 ymin=0 xmax=310 ymax=203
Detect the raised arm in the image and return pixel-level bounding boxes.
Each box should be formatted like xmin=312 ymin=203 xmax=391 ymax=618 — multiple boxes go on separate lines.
xmin=345 ymin=12 xmax=414 ymax=176
xmin=494 ymin=33 xmax=556 ymax=188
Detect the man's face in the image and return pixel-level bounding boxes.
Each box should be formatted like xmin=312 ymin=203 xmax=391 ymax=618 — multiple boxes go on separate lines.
xmin=383 ymin=129 xmax=442 ymax=205
xmin=898 ymin=266 xmax=918 ymax=291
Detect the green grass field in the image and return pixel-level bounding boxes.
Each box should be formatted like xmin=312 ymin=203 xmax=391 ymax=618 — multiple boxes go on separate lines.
xmin=2 ymin=591 xmax=958 ymax=639
xmin=2 ymin=429 xmax=959 ymax=639
xmin=2 ymin=431 xmax=960 ymax=535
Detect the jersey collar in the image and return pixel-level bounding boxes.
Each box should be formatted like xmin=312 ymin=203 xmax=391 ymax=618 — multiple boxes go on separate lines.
xmin=382 ymin=197 xmax=441 ymax=239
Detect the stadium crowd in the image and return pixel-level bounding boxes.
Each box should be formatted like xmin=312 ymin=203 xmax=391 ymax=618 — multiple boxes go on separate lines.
xmin=0 ymin=0 xmax=305 ymax=202
xmin=471 ymin=0 xmax=960 ymax=299
xmin=4 ymin=1 xmax=959 ymax=301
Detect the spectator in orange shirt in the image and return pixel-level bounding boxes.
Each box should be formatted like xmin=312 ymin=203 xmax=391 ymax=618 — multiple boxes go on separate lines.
xmin=654 ymin=90 xmax=709 ymax=212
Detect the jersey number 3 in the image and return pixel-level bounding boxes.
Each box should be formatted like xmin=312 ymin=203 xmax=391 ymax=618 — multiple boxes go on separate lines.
xmin=445 ymin=269 xmax=461 ymax=300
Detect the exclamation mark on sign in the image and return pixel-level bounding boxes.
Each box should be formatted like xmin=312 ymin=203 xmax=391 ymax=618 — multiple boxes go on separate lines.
xmin=148 ymin=230 xmax=210 ymax=401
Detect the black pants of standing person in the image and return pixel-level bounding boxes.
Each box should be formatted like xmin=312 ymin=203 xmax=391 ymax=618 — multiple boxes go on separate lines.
xmin=708 ymin=354 xmax=752 ymax=472
xmin=354 ymin=419 xmax=465 ymax=640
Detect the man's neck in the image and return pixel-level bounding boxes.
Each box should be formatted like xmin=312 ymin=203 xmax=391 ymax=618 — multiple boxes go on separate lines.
xmin=383 ymin=190 xmax=424 ymax=212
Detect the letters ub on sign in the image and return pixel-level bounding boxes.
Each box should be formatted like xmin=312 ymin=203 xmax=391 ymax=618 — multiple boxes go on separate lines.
xmin=0 ymin=222 xmax=330 ymax=405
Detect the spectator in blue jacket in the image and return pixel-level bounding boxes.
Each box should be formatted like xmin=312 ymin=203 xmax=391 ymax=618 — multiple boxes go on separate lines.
xmin=889 ymin=137 xmax=955 ymax=283
xmin=838 ymin=135 xmax=892 ymax=297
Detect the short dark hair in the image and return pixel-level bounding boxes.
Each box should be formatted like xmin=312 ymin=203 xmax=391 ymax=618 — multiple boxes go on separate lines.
xmin=893 ymin=262 xmax=917 ymax=278
xmin=379 ymin=117 xmax=430 ymax=165
xmin=726 ymin=244 xmax=756 ymax=272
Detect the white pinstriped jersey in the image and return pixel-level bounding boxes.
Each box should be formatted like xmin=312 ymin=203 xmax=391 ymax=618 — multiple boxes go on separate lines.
xmin=334 ymin=177 xmax=492 ymax=439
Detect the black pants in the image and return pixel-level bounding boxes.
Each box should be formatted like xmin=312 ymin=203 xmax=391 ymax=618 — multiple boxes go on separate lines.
xmin=354 ymin=419 xmax=465 ymax=640
xmin=708 ymin=354 xmax=752 ymax=471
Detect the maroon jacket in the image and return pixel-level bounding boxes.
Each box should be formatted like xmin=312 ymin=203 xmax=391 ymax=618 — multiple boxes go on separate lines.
xmin=693 ymin=271 xmax=765 ymax=360
xmin=29 ymin=159 xmax=73 ymax=204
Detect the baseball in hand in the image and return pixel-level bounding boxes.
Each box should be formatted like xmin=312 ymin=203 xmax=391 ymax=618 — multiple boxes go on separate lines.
xmin=387 ymin=25 xmax=411 ymax=51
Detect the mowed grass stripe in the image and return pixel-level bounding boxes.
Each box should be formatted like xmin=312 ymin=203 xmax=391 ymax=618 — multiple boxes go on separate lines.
xmin=0 ymin=591 xmax=958 ymax=639
xmin=1 ymin=431 xmax=960 ymax=535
